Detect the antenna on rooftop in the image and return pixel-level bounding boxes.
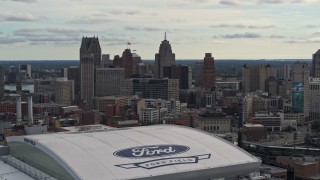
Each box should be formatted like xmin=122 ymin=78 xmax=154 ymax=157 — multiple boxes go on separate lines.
xmin=165 ymin=32 xmax=167 ymax=40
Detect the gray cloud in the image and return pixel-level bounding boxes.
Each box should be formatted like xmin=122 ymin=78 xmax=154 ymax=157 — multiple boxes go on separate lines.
xmin=258 ymin=0 xmax=305 ymax=4
xmin=287 ymin=39 xmax=320 ymax=43
xmin=109 ymin=10 xmax=140 ymax=15
xmin=0 ymin=37 xmax=27 ymax=44
xmin=219 ymin=0 xmax=238 ymax=6
xmin=219 ymin=0 xmax=306 ymax=5
xmin=214 ymin=33 xmax=286 ymax=39
xmin=269 ymin=35 xmax=285 ymax=38
xmin=13 ymin=28 xmax=92 ymax=37
xmin=69 ymin=17 xmax=112 ymax=24
xmin=210 ymin=24 xmax=275 ymax=29
xmin=248 ymin=25 xmax=275 ymax=29
xmin=1 ymin=13 xmax=43 ymax=21
xmin=210 ymin=24 xmax=246 ymax=28
xmin=305 ymin=25 xmax=320 ymax=28
xmin=14 ymin=28 xmax=42 ymax=37
xmin=124 ymin=26 xmax=140 ymax=31
xmin=124 ymin=26 xmax=164 ymax=32
xmin=8 ymin=0 xmax=36 ymax=3
xmin=169 ymin=0 xmax=210 ymax=6
xmin=143 ymin=27 xmax=162 ymax=32
xmin=3 ymin=27 xmax=98 ymax=45
xmin=214 ymin=32 xmax=262 ymax=38
xmin=45 ymin=28 xmax=91 ymax=35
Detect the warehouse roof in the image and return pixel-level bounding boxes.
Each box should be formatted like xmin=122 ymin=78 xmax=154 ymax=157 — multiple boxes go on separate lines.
xmin=7 ymin=125 xmax=260 ymax=180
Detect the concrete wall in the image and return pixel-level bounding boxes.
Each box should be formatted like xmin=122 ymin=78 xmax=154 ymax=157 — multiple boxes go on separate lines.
xmin=0 ymin=146 xmax=9 ymax=156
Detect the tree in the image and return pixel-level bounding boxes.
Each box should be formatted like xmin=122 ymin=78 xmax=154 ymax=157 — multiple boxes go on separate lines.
xmin=287 ymin=125 xmax=293 ymax=132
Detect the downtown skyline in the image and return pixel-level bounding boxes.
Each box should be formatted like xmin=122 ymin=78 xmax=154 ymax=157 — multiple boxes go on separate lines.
xmin=1 ymin=0 xmax=320 ymax=60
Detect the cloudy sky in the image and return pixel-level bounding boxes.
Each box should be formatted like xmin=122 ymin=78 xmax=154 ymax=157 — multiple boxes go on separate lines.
xmin=1 ymin=0 xmax=320 ymax=60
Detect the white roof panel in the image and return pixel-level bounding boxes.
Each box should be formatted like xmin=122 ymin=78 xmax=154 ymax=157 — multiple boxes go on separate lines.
xmin=7 ymin=125 xmax=261 ymax=180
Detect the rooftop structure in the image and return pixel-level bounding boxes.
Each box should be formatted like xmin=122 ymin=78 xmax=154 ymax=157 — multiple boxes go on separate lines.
xmin=6 ymin=125 xmax=260 ymax=180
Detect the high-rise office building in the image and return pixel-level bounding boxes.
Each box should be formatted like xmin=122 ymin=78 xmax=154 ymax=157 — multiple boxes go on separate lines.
xmin=34 ymin=79 xmax=54 ymax=93
xmin=203 ymin=53 xmax=215 ymax=89
xmin=312 ymin=49 xmax=320 ymax=77
xmin=0 ymin=66 xmax=4 ymax=96
xmin=80 ymin=36 xmax=101 ymax=105
xmin=121 ymin=49 xmax=134 ymax=78
xmin=132 ymin=52 xmax=142 ymax=74
xmin=54 ymin=78 xmax=74 ymax=106
xmin=291 ymin=62 xmax=309 ymax=119
xmin=67 ymin=66 xmax=80 ymax=104
xmin=95 ymin=68 xmax=126 ymax=97
xmin=242 ymin=64 xmax=271 ymax=94
xmin=62 ymin=66 xmax=81 ymax=104
xmin=19 ymin=64 xmax=31 ymax=79
xmin=163 ymin=65 xmax=192 ymax=89
xmin=280 ymin=64 xmax=291 ymax=80
xmin=265 ymin=76 xmax=278 ymax=96
xmin=309 ymin=78 xmax=320 ymax=122
xmin=154 ymin=33 xmax=175 ymax=78
xmin=194 ymin=62 xmax=204 ymax=87
xmin=100 ymin=54 xmax=113 ymax=68
xmin=128 ymin=78 xmax=179 ymax=100
xmin=34 ymin=78 xmax=74 ymax=105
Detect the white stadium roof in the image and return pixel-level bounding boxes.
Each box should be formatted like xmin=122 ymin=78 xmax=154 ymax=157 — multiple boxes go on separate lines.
xmin=7 ymin=125 xmax=261 ymax=180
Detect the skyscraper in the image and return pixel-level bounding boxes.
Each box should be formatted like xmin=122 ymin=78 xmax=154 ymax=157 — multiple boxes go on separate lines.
xmin=80 ymin=36 xmax=101 ymax=105
xmin=154 ymin=33 xmax=175 ymax=78
xmin=309 ymin=78 xmax=320 ymax=122
xmin=292 ymin=62 xmax=309 ymax=119
xmin=163 ymin=65 xmax=192 ymax=89
xmin=128 ymin=78 xmax=179 ymax=100
xmin=19 ymin=64 xmax=31 ymax=79
xmin=312 ymin=49 xmax=320 ymax=77
xmin=0 ymin=66 xmax=4 ymax=97
xmin=95 ymin=68 xmax=126 ymax=97
xmin=64 ymin=66 xmax=81 ymax=104
xmin=241 ymin=64 xmax=271 ymax=94
xmin=69 ymin=66 xmax=80 ymax=101
xmin=203 ymin=53 xmax=215 ymax=90
xmin=132 ymin=52 xmax=142 ymax=74
xmin=54 ymin=78 xmax=74 ymax=106
xmin=121 ymin=49 xmax=134 ymax=78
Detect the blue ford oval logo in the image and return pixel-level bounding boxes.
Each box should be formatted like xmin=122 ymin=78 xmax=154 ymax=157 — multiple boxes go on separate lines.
xmin=113 ymin=144 xmax=190 ymax=158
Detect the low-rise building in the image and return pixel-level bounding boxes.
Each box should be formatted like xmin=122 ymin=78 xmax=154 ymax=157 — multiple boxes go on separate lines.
xmin=242 ymin=123 xmax=267 ymax=142
xmin=33 ymin=103 xmax=63 ymax=116
xmin=248 ymin=112 xmax=283 ymax=132
xmin=195 ymin=111 xmax=231 ymax=134
xmin=94 ymin=96 xmax=131 ymax=113
xmin=276 ymin=155 xmax=320 ymax=179
xmin=139 ymin=108 xmax=159 ymax=125
xmin=284 ymin=112 xmax=304 ymax=125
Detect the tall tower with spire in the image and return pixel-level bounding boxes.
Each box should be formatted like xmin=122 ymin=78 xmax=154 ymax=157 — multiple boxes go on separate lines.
xmin=154 ymin=33 xmax=176 ymax=78
xmin=80 ymin=36 xmax=101 ymax=106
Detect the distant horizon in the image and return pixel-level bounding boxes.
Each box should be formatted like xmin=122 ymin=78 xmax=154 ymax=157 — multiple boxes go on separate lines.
xmin=0 ymin=58 xmax=312 ymax=62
